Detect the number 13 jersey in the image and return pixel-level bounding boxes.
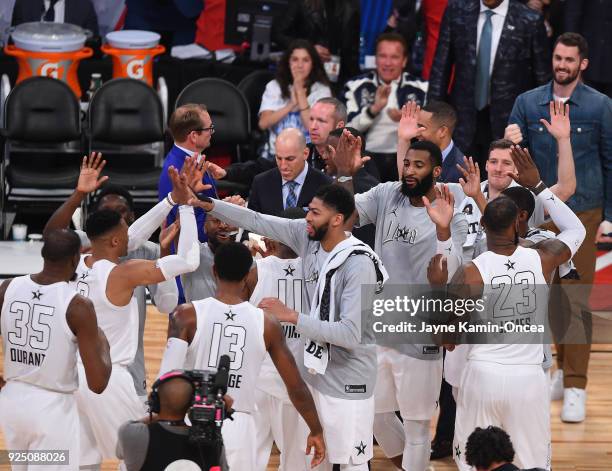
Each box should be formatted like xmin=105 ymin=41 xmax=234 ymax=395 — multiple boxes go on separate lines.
xmin=186 ymin=297 xmax=267 ymax=413
xmin=1 ymin=276 xmax=78 ymax=392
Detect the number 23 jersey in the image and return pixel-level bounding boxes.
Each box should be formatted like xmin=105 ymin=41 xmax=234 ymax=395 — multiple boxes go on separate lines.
xmin=186 ymin=297 xmax=267 ymax=413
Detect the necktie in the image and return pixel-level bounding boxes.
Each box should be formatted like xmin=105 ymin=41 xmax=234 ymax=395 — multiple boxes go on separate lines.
xmin=43 ymin=0 xmax=59 ymax=22
xmin=285 ymin=181 xmax=298 ymax=208
xmin=475 ymin=10 xmax=494 ymax=111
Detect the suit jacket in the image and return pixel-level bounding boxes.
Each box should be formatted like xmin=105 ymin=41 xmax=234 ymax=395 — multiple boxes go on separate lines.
xmin=12 ymin=0 xmax=99 ymax=35
xmin=428 ymin=0 xmax=550 ymax=150
xmin=564 ymin=0 xmax=612 ymax=84
xmin=439 ymin=143 xmax=465 ymax=183
xmin=248 ymin=166 xmax=332 ymax=216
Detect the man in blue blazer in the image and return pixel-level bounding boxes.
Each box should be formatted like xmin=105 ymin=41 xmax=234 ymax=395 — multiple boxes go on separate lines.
xmin=416 ymin=100 xmax=465 ymax=183
xmin=159 ymin=103 xmax=217 ymax=243
xmin=11 ymin=0 xmax=99 ymax=36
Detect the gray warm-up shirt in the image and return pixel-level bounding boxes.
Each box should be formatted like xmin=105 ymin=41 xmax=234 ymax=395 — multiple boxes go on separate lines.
xmin=181 ymin=243 xmax=217 ymax=302
xmin=354 ymin=182 xmax=468 ymax=360
xmin=210 ymin=200 xmax=378 ymax=400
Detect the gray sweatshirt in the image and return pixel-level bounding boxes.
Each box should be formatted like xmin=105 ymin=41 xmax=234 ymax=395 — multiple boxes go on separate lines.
xmin=210 ymin=200 xmax=378 ymax=400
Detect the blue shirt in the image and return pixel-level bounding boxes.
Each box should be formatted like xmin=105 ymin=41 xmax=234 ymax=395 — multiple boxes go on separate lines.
xmin=158 ymin=144 xmax=218 ymax=242
xmin=509 ymin=81 xmax=612 ymax=221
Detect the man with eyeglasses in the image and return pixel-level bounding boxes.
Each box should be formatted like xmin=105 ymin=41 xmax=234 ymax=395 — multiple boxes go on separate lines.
xmin=158 ymin=103 xmax=218 ymax=302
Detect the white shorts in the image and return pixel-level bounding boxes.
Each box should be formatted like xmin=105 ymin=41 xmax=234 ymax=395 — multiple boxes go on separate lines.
xmin=0 ymin=381 xmax=79 ymax=471
xmin=253 ymin=388 xmax=309 ymax=471
xmin=75 ymin=364 xmax=143 ymax=465
xmin=443 ymin=344 xmax=469 ymax=389
xmin=454 ymin=361 xmax=551 ymax=471
xmin=374 ymin=346 xmax=443 ymax=419
xmin=222 ymin=411 xmax=257 ymax=470
xmin=309 ymin=387 xmax=374 ymax=466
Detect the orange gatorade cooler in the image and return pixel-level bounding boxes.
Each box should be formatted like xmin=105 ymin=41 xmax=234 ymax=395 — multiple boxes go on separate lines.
xmin=5 ymin=22 xmax=93 ymax=98
xmin=102 ymin=31 xmax=165 ymax=86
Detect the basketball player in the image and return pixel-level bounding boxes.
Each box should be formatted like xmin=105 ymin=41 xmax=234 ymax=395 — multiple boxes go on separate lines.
xmin=44 ymin=160 xmax=180 ymax=404
xmin=190 ymin=185 xmax=386 ymax=471
xmin=332 ymin=130 xmax=467 ymax=471
xmin=244 ymin=208 xmax=310 ymax=471
xmin=61 ymin=161 xmax=200 ymax=467
xmin=158 ymin=242 xmax=325 ymax=469
xmin=433 ymin=148 xmax=586 ymax=470
xmin=0 ymin=229 xmax=112 ymax=470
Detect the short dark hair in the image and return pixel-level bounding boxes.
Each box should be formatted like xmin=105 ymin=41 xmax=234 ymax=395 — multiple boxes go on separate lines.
xmin=488 ymin=138 xmax=514 ymax=157
xmin=328 ymin=127 xmax=367 ymax=153
xmin=214 ymin=242 xmax=253 ymax=282
xmin=94 ymin=184 xmax=134 ymax=212
xmin=554 ymin=32 xmax=589 ymax=60
xmin=315 ymin=97 xmax=347 ymax=123
xmin=314 ymin=184 xmax=355 ymax=221
xmin=169 ymin=103 xmax=208 ymax=142
xmin=482 ymin=196 xmax=519 ymax=233
xmin=465 ymin=426 xmax=515 ymax=468
xmin=502 ymin=186 xmax=535 ymax=219
xmin=85 ymin=209 xmax=123 ymax=240
xmin=41 ymin=229 xmax=81 ymax=262
xmin=408 ymin=140 xmax=442 ymax=167
xmin=375 ymin=31 xmax=408 ymax=57
xmin=423 ymin=100 xmax=458 ymax=132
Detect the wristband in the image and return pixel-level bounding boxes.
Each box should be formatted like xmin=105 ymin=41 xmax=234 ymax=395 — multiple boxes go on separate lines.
xmin=166 ymin=192 xmax=177 ymax=206
xmin=436 ymin=237 xmax=453 ymax=256
xmin=530 ymin=181 xmax=547 ymax=195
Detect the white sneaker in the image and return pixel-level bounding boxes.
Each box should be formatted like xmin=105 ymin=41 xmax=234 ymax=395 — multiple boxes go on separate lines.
xmin=561 ymin=387 xmax=586 ymax=423
xmin=550 ymin=369 xmax=564 ymax=401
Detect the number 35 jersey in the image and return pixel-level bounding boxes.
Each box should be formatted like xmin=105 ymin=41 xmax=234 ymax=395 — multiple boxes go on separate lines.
xmin=470 ymin=245 xmax=549 ymax=366
xmin=1 ymin=276 xmax=78 ymax=392
xmin=186 ymin=297 xmax=267 ymax=413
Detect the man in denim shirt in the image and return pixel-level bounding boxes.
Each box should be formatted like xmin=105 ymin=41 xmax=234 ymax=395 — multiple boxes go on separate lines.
xmin=507 ymin=32 xmax=612 ymax=424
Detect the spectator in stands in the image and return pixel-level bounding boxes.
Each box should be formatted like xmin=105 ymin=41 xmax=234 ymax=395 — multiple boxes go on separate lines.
xmin=464 ymin=426 xmax=530 ymax=471
xmin=564 ymin=0 xmax=612 ymax=98
xmin=508 ymin=32 xmax=612 ymax=424
xmin=259 ymin=39 xmax=332 ymax=160
xmin=11 ymin=0 xmax=99 ymax=36
xmin=428 ymin=0 xmax=550 ymax=173
xmin=307 ymin=97 xmax=347 ymax=171
xmin=272 ymin=0 xmax=360 ymax=86
xmin=416 ymin=101 xmax=464 ymax=183
xmin=248 ymin=128 xmax=331 ymax=216
xmin=124 ymin=0 xmax=203 ymax=48
xmin=384 ymin=0 xmax=419 ymax=67
xmin=343 ymin=32 xmax=428 ymax=182
xmin=159 ymin=103 xmax=218 ymax=244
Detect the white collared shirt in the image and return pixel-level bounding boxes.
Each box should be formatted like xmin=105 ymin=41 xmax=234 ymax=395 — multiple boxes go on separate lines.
xmin=42 ymin=0 xmax=65 ymax=24
xmin=477 ymin=0 xmax=509 ymax=74
xmin=174 ymin=144 xmax=198 ymax=157
xmin=282 ymin=163 xmax=308 ymax=209
xmin=441 ymin=139 xmax=454 ymax=162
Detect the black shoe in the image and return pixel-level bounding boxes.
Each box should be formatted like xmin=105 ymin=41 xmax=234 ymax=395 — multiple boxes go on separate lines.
xmin=430 ymin=439 xmax=453 ymax=460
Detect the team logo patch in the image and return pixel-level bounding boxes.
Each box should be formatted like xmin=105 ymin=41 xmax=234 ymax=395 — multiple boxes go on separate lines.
xmin=345 ymin=384 xmax=366 ymax=393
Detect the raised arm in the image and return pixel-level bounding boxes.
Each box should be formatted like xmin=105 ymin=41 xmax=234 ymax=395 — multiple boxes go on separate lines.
xmin=158 ymin=303 xmax=198 ymax=376
xmin=66 ymin=295 xmax=112 ymax=394
xmin=43 ymin=152 xmax=107 ymax=237
xmin=396 ymin=102 xmax=426 ymax=179
xmin=190 ymin=198 xmax=306 ymax=257
xmin=264 ymin=314 xmax=325 ymax=467
xmin=540 ymin=101 xmax=576 ymax=202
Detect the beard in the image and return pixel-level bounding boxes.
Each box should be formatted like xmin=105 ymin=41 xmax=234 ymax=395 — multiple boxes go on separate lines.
xmin=307 ymin=222 xmax=329 ymax=241
xmin=400 ymin=171 xmax=435 ymax=198
xmin=554 ymin=67 xmax=580 ymax=86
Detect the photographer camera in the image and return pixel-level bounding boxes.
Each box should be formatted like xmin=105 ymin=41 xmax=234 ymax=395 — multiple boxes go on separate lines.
xmin=116 ymin=367 xmax=233 ymax=471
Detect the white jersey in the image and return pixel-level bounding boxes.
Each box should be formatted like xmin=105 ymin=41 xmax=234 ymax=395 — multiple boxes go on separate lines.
xmin=1 ymin=276 xmax=78 ymax=392
xmin=70 ymin=255 xmax=138 ymax=366
xmin=186 ymin=297 xmax=267 ymax=413
xmin=249 ymin=256 xmax=303 ymax=400
xmin=469 ymin=245 xmax=548 ymax=365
